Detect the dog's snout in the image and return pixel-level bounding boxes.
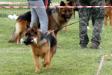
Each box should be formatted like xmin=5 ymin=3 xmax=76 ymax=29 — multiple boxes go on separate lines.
xmin=23 ymin=39 xmax=29 ymax=45
xmin=23 ymin=37 xmax=33 ymax=45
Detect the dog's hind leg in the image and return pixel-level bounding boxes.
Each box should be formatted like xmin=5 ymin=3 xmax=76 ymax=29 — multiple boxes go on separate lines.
xmin=16 ymin=32 xmax=22 ymax=44
xmin=104 ymin=15 xmax=108 ymax=26
xmin=110 ymin=12 xmax=112 ymax=26
xmin=15 ymin=21 xmax=27 ymax=44
xmin=49 ymin=47 xmax=56 ymax=62
xmin=43 ymin=47 xmax=56 ymax=69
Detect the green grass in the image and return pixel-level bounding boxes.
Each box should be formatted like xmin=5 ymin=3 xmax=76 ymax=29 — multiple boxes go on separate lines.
xmin=0 ymin=9 xmax=112 ymax=75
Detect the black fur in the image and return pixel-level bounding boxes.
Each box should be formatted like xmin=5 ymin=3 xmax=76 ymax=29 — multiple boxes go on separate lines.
xmin=42 ymin=33 xmax=57 ymax=48
xmin=17 ymin=11 xmax=31 ymax=22
xmin=16 ymin=8 xmax=53 ymax=22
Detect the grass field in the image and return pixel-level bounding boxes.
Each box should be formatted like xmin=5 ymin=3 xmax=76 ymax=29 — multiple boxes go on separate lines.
xmin=0 ymin=2 xmax=112 ymax=75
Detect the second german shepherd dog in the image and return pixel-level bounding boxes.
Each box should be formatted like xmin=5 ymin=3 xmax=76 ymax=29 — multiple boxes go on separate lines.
xmin=8 ymin=1 xmax=74 ymax=44
xmin=105 ymin=1 xmax=112 ymax=26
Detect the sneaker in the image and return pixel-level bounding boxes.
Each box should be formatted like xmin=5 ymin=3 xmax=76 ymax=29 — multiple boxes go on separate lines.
xmin=80 ymin=44 xmax=87 ymax=48
xmin=90 ymin=43 xmax=100 ymax=49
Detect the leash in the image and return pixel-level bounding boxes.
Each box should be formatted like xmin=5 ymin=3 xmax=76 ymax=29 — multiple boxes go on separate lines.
xmin=62 ymin=20 xmax=79 ymax=28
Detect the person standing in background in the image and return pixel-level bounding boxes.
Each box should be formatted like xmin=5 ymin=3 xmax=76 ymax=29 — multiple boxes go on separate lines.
xmin=77 ymin=0 xmax=105 ymax=49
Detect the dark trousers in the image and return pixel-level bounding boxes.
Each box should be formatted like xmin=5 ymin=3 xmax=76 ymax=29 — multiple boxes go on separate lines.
xmin=77 ymin=0 xmax=105 ymax=46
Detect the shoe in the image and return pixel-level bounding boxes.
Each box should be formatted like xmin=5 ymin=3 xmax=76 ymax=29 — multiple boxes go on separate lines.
xmin=90 ymin=43 xmax=100 ymax=49
xmin=80 ymin=44 xmax=87 ymax=48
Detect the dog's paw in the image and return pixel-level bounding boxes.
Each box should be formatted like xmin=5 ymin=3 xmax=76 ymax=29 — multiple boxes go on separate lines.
xmin=43 ymin=63 xmax=51 ymax=69
xmin=35 ymin=69 xmax=40 ymax=73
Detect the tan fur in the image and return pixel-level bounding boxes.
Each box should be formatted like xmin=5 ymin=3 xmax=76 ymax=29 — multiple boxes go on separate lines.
xmin=15 ymin=20 xmax=28 ymax=44
xmin=25 ymin=29 xmax=56 ymax=72
xmin=8 ymin=20 xmax=29 ymax=43
xmin=105 ymin=4 xmax=112 ymax=26
xmin=31 ymin=42 xmax=51 ymax=72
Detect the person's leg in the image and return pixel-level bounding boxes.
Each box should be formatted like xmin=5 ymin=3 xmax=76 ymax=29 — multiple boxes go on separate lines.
xmin=27 ymin=0 xmax=48 ymax=45
xmin=34 ymin=0 xmax=48 ymax=33
xmin=28 ymin=0 xmax=39 ymax=28
xmin=30 ymin=8 xmax=39 ymax=28
xmin=77 ymin=1 xmax=90 ymax=48
xmin=90 ymin=0 xmax=105 ymax=48
xmin=28 ymin=0 xmax=48 ymax=33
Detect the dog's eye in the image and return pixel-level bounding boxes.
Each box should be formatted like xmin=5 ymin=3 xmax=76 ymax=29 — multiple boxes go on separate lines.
xmin=34 ymin=32 xmax=37 ymax=34
xmin=25 ymin=32 xmax=32 ymax=36
xmin=25 ymin=33 xmax=29 ymax=36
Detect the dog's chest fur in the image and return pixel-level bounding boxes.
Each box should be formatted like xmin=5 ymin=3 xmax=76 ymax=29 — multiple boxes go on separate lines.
xmin=31 ymin=42 xmax=50 ymax=57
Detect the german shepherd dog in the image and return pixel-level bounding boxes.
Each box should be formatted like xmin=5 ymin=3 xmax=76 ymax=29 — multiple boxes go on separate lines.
xmin=9 ymin=1 xmax=74 ymax=72
xmin=105 ymin=1 xmax=112 ymax=26
xmin=8 ymin=1 xmax=74 ymax=44
xmin=23 ymin=27 xmax=57 ymax=72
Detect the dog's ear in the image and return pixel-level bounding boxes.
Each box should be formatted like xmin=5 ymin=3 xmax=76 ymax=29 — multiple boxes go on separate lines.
xmin=67 ymin=1 xmax=74 ymax=6
xmin=60 ymin=1 xmax=65 ymax=6
xmin=31 ymin=26 xmax=38 ymax=32
xmin=37 ymin=29 xmax=42 ymax=35
xmin=29 ymin=27 xmax=38 ymax=35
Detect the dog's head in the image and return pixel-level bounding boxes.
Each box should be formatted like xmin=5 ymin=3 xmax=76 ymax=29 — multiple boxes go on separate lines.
xmin=23 ymin=27 xmax=41 ymax=45
xmin=59 ymin=1 xmax=74 ymax=21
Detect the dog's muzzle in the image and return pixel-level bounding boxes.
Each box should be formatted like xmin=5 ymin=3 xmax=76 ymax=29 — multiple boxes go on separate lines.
xmin=23 ymin=37 xmax=34 ymax=45
xmin=22 ymin=36 xmax=38 ymax=45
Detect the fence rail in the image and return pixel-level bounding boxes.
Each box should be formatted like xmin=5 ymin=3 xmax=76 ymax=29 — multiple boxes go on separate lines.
xmin=0 ymin=2 xmax=27 ymax=5
xmin=0 ymin=2 xmax=58 ymax=9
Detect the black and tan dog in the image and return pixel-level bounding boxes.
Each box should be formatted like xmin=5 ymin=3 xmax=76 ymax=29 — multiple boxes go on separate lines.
xmin=23 ymin=27 xmax=57 ymax=72
xmin=105 ymin=1 xmax=112 ymax=26
xmin=8 ymin=1 xmax=74 ymax=44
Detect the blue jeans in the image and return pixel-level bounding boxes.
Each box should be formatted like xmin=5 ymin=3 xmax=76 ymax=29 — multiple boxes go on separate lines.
xmin=28 ymin=0 xmax=48 ymax=33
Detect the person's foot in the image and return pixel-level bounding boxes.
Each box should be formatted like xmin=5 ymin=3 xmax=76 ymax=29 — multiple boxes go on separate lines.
xmin=90 ymin=43 xmax=100 ymax=49
xmin=80 ymin=44 xmax=87 ymax=48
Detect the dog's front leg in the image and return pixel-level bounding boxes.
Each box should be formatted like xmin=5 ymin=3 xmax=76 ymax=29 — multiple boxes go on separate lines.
xmin=32 ymin=48 xmax=40 ymax=72
xmin=33 ymin=55 xmax=40 ymax=72
xmin=15 ymin=33 xmax=20 ymax=44
xmin=109 ymin=14 xmax=112 ymax=26
xmin=43 ymin=51 xmax=51 ymax=69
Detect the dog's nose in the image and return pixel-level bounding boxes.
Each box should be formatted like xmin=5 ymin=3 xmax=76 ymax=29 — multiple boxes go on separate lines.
xmin=23 ymin=39 xmax=28 ymax=45
xmin=23 ymin=37 xmax=33 ymax=45
xmin=23 ymin=37 xmax=29 ymax=45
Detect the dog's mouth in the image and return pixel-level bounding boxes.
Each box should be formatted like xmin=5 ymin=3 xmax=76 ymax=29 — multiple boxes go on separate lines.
xmin=61 ymin=14 xmax=72 ymax=22
xmin=65 ymin=14 xmax=72 ymax=19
